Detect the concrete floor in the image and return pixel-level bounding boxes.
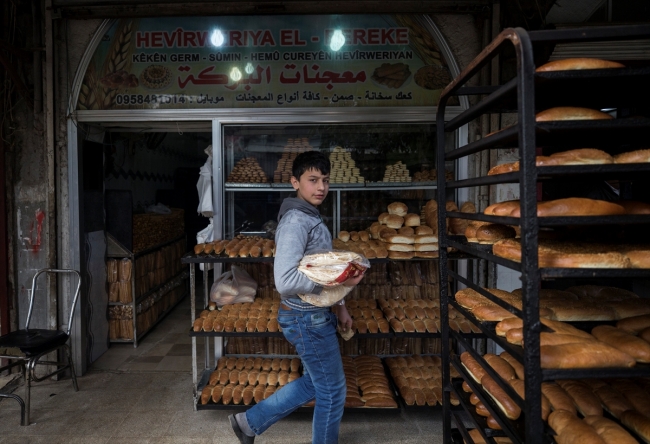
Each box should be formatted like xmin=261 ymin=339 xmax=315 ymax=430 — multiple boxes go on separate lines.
xmin=0 ymin=296 xmax=445 ymax=443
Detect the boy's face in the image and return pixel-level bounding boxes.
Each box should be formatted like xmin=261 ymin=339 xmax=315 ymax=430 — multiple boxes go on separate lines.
xmin=291 ymin=167 xmax=330 ymax=206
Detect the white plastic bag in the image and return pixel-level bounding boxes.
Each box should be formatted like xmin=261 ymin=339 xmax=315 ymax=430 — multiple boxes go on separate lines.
xmin=209 ymin=265 xmax=258 ymax=307
xmin=196 ymin=218 xmax=214 ymax=271
xmin=297 ymin=250 xmax=370 ymax=307
xmin=196 ymin=145 xmax=213 ymax=217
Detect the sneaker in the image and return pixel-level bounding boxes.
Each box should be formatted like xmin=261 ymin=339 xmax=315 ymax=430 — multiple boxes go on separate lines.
xmin=229 ymin=414 xmax=255 ymax=444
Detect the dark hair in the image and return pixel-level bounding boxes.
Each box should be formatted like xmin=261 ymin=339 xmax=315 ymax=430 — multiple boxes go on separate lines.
xmin=292 ymin=150 xmax=330 ymax=179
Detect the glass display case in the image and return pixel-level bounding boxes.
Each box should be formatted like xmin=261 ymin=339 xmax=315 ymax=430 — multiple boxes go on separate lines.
xmin=222 ymin=123 xmax=456 ymax=237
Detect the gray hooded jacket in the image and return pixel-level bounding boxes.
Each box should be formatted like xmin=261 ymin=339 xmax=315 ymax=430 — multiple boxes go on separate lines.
xmin=274 ymin=197 xmax=332 ymax=300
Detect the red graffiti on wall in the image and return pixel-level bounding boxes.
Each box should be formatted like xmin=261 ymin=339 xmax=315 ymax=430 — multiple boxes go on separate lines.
xmin=27 ymin=209 xmax=45 ymax=253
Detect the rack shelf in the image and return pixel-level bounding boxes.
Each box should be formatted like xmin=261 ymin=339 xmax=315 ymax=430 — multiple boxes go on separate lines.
xmin=437 ymin=23 xmax=650 ymax=444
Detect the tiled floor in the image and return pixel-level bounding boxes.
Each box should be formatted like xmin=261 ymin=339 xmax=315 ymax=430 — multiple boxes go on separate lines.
xmin=0 ymin=295 xmax=445 ymax=443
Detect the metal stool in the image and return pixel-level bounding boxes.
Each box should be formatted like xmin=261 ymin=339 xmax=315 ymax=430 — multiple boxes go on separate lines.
xmin=0 ymin=269 xmax=81 ymax=425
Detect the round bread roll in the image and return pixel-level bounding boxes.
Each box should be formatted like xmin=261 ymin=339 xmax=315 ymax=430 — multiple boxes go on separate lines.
xmin=414 ymin=243 xmax=438 ymax=252
xmin=385 ymin=215 xmax=404 ymax=229
xmin=338 ymin=231 xmax=350 ymax=242
xmin=536 ymin=58 xmax=624 ymax=72
xmin=379 ymin=227 xmax=397 ymax=239
xmin=404 ymin=213 xmax=420 ymax=227
xmin=359 ymin=231 xmax=370 ymax=242
xmin=614 ymin=149 xmax=650 ymax=164
xmin=387 ymin=202 xmax=408 ymax=217
xmin=369 ymin=224 xmax=382 ymax=239
xmin=397 ymin=226 xmax=414 ymax=236
xmin=415 ymin=225 xmax=433 ymax=235
xmin=535 ymin=106 xmax=614 ymax=122
xmin=415 ymin=251 xmax=439 ymax=258
xmin=414 ymin=234 xmax=438 ymax=244
xmin=378 ymin=212 xmax=390 ymax=225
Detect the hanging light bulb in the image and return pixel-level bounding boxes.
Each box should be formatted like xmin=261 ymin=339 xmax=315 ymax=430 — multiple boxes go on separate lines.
xmin=330 ymin=30 xmax=345 ymax=51
xmin=230 ymin=67 xmax=242 ymax=82
xmin=211 ymin=29 xmax=225 ymax=47
xmin=245 ymin=62 xmax=254 ymax=74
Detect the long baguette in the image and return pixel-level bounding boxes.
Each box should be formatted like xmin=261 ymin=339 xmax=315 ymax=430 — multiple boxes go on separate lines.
xmin=620 ymin=410 xmax=650 ymax=444
xmin=591 ymin=325 xmax=650 ymax=363
xmin=584 ymin=415 xmax=638 ymax=444
xmin=541 ymin=382 xmax=576 ymax=415
xmin=556 ymin=379 xmax=602 ymax=417
xmin=540 ymin=342 xmax=636 ymax=369
xmin=548 ymin=410 xmax=607 ymax=444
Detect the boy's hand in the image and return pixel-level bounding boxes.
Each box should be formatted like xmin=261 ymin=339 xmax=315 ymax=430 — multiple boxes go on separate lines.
xmin=333 ymin=304 xmax=353 ymax=332
xmin=342 ymin=270 xmax=365 ymax=287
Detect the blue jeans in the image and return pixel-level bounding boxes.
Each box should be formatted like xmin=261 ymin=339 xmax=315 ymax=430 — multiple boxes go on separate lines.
xmin=244 ymin=307 xmax=346 ymax=444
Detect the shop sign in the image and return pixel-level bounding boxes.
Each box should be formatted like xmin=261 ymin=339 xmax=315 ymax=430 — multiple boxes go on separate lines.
xmin=77 ymin=15 xmax=453 ymax=110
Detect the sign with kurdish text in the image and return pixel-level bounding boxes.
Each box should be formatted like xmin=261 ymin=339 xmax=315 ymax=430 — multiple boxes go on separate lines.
xmin=77 ymin=15 xmax=452 ymax=110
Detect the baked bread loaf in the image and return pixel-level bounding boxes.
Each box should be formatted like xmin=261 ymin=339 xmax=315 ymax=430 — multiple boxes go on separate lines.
xmin=540 ymin=342 xmax=636 ymax=369
xmin=460 ymin=351 xmax=486 ymax=383
xmin=548 ymin=410 xmax=607 ymax=444
xmin=538 ymin=148 xmax=614 ymax=166
xmin=591 ymin=325 xmax=650 ymax=363
xmin=493 ymin=238 xmax=631 ymax=268
xmin=464 ymin=220 xmax=490 ymax=243
xmin=414 ymin=243 xmax=438 ymax=252
xmin=536 ymin=58 xmax=624 ymax=72
xmin=508 ymin=198 xmax=625 ymax=218
xmin=481 ymin=374 xmax=521 ymax=420
xmin=476 ymin=224 xmax=516 ymax=244
xmin=388 ymin=251 xmax=414 ymax=260
xmin=620 ymin=410 xmax=650 ymax=443
xmin=620 ymin=247 xmax=650 ymax=268
xmin=484 ymin=200 xmax=520 ymax=216
xmin=488 ymin=162 xmax=519 ymax=176
xmin=414 ymin=234 xmax=438 ymax=244
xmin=397 ymin=226 xmax=414 ymax=236
xmin=423 ymin=200 xmax=438 ymax=235
xmin=617 ymin=200 xmax=650 ymax=214
xmin=541 ymin=382 xmax=576 ymax=415
xmin=499 ymin=352 xmax=524 ymax=380
xmin=617 ymin=314 xmax=650 ymax=334
xmin=378 ymin=212 xmax=390 ymax=225
xmin=535 ymin=106 xmax=614 ymax=122
xmin=387 ymin=202 xmax=408 ymax=216
xmin=448 ymin=201 xmax=477 ymax=235
xmin=593 ymin=385 xmax=634 ymax=418
xmin=614 ymin=149 xmax=650 ymax=164
xmin=384 ymin=234 xmax=414 ymax=244
xmin=557 ymin=379 xmax=602 ymax=417
xmin=584 ymin=415 xmax=639 ymax=444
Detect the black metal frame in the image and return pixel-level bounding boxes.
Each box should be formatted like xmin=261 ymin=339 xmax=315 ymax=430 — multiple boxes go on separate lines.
xmin=436 ymin=24 xmax=650 ymax=444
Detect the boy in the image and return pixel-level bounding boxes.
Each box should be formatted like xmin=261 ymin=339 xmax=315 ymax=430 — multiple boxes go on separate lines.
xmin=229 ymin=150 xmax=364 ymax=444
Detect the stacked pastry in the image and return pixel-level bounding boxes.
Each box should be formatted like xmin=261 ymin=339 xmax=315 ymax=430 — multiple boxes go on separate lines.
xmin=226 ymin=157 xmax=269 ymax=183
xmin=192 ymin=298 xmax=281 ymax=333
xmin=381 ymin=161 xmax=412 ymax=182
xmin=413 ymin=168 xmax=436 ymax=182
xmin=273 ymin=138 xmax=312 ymax=183
xmin=329 ymin=146 xmax=364 ymax=184
xmin=346 ymin=298 xmax=390 ymax=334
xmin=200 ymin=356 xmax=301 ymax=405
xmin=194 ymin=236 xmax=275 ymax=258
xmin=385 ymin=355 xmax=443 ymax=406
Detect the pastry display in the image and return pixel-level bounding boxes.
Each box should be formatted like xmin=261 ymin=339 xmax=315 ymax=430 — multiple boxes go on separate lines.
xmin=192 ymin=297 xmax=282 ymax=334
xmin=329 ymin=146 xmax=364 ymax=184
xmin=227 ymin=157 xmax=269 ymax=183
xmin=273 ymin=138 xmax=312 ymax=183
xmin=381 ymin=161 xmax=411 ymax=182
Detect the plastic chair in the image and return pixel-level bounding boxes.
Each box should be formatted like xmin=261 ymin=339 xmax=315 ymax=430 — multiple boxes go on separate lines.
xmin=0 ymin=269 xmax=82 ymax=425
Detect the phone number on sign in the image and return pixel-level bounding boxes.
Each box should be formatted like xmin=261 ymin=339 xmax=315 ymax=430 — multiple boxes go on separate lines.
xmin=115 ymin=94 xmax=222 ymax=105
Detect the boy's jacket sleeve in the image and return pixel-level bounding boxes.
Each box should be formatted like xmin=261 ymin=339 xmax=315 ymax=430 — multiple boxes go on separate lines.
xmin=274 ymin=216 xmax=323 ymax=296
